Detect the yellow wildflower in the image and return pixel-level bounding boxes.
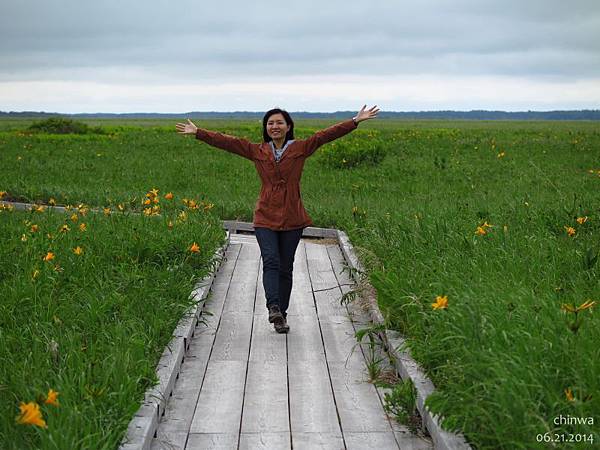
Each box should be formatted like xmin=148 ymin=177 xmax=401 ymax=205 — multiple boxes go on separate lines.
xmin=189 ymin=242 xmax=200 ymax=253
xmin=577 ymin=300 xmax=596 ymax=311
xmin=103 ymin=207 xmax=111 ymax=216
xmin=44 ymin=389 xmax=59 ymax=407
xmin=497 ymin=151 xmax=505 ymax=158
xmin=73 ymin=246 xmax=83 ymax=255
xmin=164 ymin=192 xmax=174 ymax=200
xmin=34 ymin=205 xmax=46 ymax=213
xmin=178 ymin=211 xmax=187 ymax=222
xmin=565 ymin=388 xmax=575 ymax=402
xmin=0 ymin=191 xmax=7 ymax=199
xmin=32 ymin=269 xmax=40 ymax=280
xmin=79 ymin=223 xmax=87 ymax=232
xmin=576 ymin=216 xmax=588 ymax=225
xmin=561 ymin=300 xmax=596 ymax=313
xmin=30 ymin=224 xmax=39 ymax=233
xmin=143 ymin=207 xmax=152 ymax=216
xmin=565 ymin=226 xmax=576 ymax=237
xmin=70 ymin=213 xmax=78 ymax=223
xmin=43 ymin=252 xmax=55 ymax=262
xmin=150 ymin=188 xmax=159 ymax=197
xmin=48 ymin=198 xmax=56 ymax=206
xmin=117 ymin=203 xmax=125 ymax=212
xmin=475 ymin=226 xmax=487 ymax=236
xmin=15 ymin=402 xmax=47 ymax=428
xmin=151 ymin=205 xmax=160 ymax=215
xmin=59 ymin=224 xmax=70 ymax=233
xmin=21 ymin=234 xmax=28 ymax=242
xmin=432 ymin=295 xmax=448 ymax=310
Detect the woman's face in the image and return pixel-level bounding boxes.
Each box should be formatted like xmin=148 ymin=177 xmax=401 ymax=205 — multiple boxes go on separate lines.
xmin=266 ymin=113 xmax=290 ymax=141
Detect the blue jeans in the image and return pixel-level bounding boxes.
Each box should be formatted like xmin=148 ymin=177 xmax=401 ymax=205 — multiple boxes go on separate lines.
xmin=254 ymin=227 xmax=304 ymax=316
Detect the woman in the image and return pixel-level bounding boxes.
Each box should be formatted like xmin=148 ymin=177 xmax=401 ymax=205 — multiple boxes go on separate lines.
xmin=176 ymin=105 xmax=379 ymax=333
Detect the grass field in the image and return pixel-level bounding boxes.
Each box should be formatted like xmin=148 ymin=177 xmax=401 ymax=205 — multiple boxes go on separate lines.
xmin=1 ymin=117 xmax=599 ymax=449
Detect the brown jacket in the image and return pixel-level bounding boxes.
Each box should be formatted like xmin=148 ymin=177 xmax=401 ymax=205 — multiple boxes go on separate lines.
xmin=195 ymin=119 xmax=358 ymax=230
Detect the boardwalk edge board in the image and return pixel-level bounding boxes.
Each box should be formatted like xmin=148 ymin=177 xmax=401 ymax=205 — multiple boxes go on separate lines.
xmin=117 ymin=233 xmax=231 ymax=450
xmin=336 ymin=229 xmax=472 ymax=450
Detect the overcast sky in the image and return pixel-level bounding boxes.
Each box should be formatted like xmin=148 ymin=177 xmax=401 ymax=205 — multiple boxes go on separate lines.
xmin=1 ymin=0 xmax=599 ymax=113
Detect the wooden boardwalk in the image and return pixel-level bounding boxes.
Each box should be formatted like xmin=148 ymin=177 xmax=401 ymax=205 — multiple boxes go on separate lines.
xmin=150 ymin=233 xmax=432 ymax=450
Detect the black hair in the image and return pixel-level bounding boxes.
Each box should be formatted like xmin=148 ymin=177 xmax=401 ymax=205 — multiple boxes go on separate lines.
xmin=262 ymin=108 xmax=294 ymax=143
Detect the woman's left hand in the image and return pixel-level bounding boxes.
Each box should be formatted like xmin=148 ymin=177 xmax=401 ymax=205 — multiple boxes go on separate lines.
xmin=354 ymin=105 xmax=380 ymax=123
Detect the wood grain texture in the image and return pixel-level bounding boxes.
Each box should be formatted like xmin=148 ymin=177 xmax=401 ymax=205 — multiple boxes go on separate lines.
xmin=241 ymin=360 xmax=289 ymax=433
xmin=288 ymin=359 xmax=341 ymax=434
xmin=239 ymin=432 xmax=291 ymax=450
xmin=189 ymin=361 xmax=246 ymax=433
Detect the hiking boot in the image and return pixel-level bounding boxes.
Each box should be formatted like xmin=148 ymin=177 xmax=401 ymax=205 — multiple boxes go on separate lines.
xmin=268 ymin=304 xmax=284 ymax=324
xmin=275 ymin=316 xmax=290 ymax=334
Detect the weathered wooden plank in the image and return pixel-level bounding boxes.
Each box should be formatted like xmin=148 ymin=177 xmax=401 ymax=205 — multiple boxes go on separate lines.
xmin=288 ymin=359 xmax=341 ymax=434
xmin=241 ymin=360 xmax=289 ymax=434
xmin=206 ymin=243 xmax=241 ymax=305
xmin=291 ymin=432 xmax=344 ymax=450
xmin=185 ymin=433 xmax=237 ymax=449
xmin=313 ymin=289 xmax=349 ymax=320
xmin=210 ymin=311 xmax=253 ymax=361
xmin=189 ymin=361 xmax=246 ymax=433
xmin=239 ymin=432 xmax=291 ymax=450
xmin=286 ymin=314 xmax=325 ymax=361
xmin=151 ymin=430 xmax=187 ymax=450
xmin=393 ymin=431 xmax=434 ymax=449
xmin=248 ymin=313 xmax=287 ymax=362
xmin=328 ymin=361 xmax=394 ymax=433
xmin=157 ymin=342 xmax=215 ymax=432
xmin=326 ymin=244 xmax=355 ymax=293
xmin=221 ymin=243 xmax=260 ymax=313
xmin=345 ymin=431 xmax=400 ymax=450
xmin=304 ymin=241 xmax=339 ymax=291
xmin=319 ymin=318 xmax=364 ymax=365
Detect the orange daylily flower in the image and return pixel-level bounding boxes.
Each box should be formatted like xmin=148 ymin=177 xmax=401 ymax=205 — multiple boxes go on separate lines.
xmin=565 ymin=388 xmax=575 ymax=402
xmin=561 ymin=300 xmax=596 ymax=313
xmin=44 ymin=389 xmax=59 ymax=407
xmin=43 ymin=252 xmax=55 ymax=262
xmin=15 ymin=402 xmax=47 ymax=428
xmin=565 ymin=226 xmax=576 ymax=237
xmin=576 ymin=216 xmax=588 ymax=225
xmin=164 ymin=192 xmax=174 ymax=200
xmin=189 ymin=242 xmax=200 ymax=253
xmin=432 ymin=295 xmax=448 ymax=310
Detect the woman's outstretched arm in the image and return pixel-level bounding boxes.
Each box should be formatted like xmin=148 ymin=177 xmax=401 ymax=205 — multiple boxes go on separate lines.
xmin=176 ymin=119 xmax=258 ymax=161
xmin=303 ymin=105 xmax=380 ymax=157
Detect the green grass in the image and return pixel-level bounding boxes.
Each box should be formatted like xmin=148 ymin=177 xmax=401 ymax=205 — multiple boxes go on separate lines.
xmin=1 ymin=117 xmax=599 ymax=449
xmin=0 ymin=199 xmax=225 ymax=448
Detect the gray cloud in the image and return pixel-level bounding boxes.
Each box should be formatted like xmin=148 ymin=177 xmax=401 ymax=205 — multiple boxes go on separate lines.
xmin=1 ymin=0 xmax=599 ymax=111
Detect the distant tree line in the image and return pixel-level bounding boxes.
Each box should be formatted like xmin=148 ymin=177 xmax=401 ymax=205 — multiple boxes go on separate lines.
xmin=1 ymin=110 xmax=599 ymax=120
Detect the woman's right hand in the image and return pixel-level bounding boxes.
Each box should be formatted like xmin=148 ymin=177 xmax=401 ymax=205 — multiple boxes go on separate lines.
xmin=175 ymin=119 xmax=198 ymax=135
